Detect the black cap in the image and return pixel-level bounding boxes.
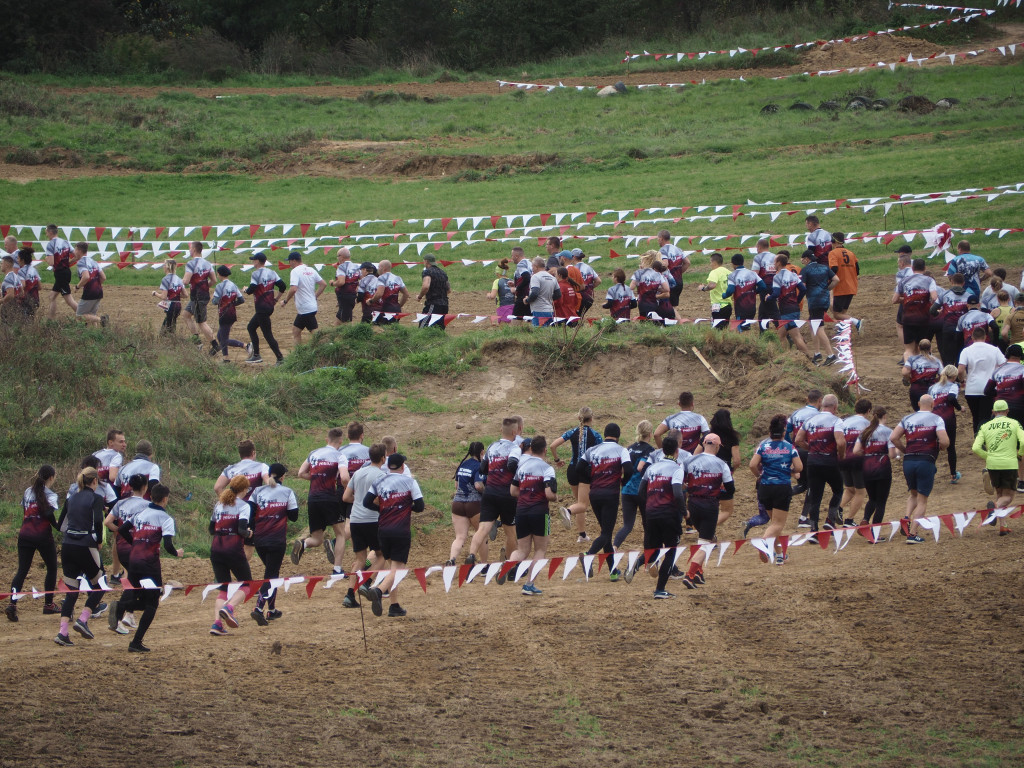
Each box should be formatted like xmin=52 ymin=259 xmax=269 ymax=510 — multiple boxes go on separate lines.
xmin=250 ymin=252 xmax=267 ymax=262
xmin=287 ymin=250 xmax=302 ymax=261
xmin=895 ymin=245 xmax=913 ymax=254
xmin=387 ymin=453 xmax=406 ymax=470
xmin=360 ymin=261 xmax=375 ymax=271
xmin=216 ymin=265 xmax=231 ymax=277
xmin=268 ymin=462 xmax=287 ymax=478
xmin=603 ymin=423 xmax=620 ymax=439
xmin=967 ymin=294 xmax=980 ymax=305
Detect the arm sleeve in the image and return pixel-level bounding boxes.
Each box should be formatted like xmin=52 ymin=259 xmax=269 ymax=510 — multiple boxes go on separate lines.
xmin=363 ymin=492 xmax=379 ymax=512
xmin=56 ymin=500 xmax=68 ymax=532
xmin=506 ymin=457 xmax=519 ymax=475
xmin=621 ymin=463 xmax=634 ymax=485
xmin=528 ymin=286 xmax=540 ymax=302
xmin=117 ymin=521 xmax=134 ymax=543
xmin=92 ymin=498 xmax=106 ymax=541
xmin=721 ymin=480 xmax=736 ymax=497
xmin=722 ymin=284 xmax=734 ymax=299
xmin=412 ymin=498 xmax=425 ymax=513
xmin=275 ymin=279 xmax=286 ymax=292
xmin=552 ymin=286 xmax=562 ymax=300
xmin=162 ymin=535 xmax=178 ymax=556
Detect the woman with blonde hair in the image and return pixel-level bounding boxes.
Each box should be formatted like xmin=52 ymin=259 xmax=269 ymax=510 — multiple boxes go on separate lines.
xmin=550 ymin=406 xmax=602 ymax=542
xmin=630 ymin=250 xmax=670 ymax=322
xmin=208 ymin=474 xmax=256 ymax=636
xmin=853 ymin=406 xmax=899 ymax=529
xmin=928 ymin=364 xmax=963 ymax=483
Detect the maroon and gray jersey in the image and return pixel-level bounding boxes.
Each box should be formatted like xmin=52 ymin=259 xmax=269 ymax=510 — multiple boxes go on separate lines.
xmin=806 ymin=228 xmax=832 ymax=264
xmin=306 ymin=445 xmax=343 ymax=503
xmin=786 ymin=405 xmax=818 ymax=442
xmin=857 ymin=424 xmax=894 ymax=478
xmin=481 ymin=438 xmax=522 ymax=497
xmin=45 ymin=238 xmax=74 ymax=270
xmin=580 ymin=442 xmax=631 ymax=495
xmin=128 ymin=504 xmax=176 ymax=576
xmin=370 ymin=473 xmax=423 ymax=535
xmin=727 ymin=267 xmax=765 ymax=320
xmin=76 ymin=255 xmax=104 ymax=300
xmin=802 ymin=412 xmax=843 ymax=466
xmin=211 ymin=279 xmax=244 ymax=322
xmin=895 ymin=265 xmax=912 ymax=289
xmin=185 ymin=256 xmax=213 ymax=301
xmin=250 ymin=483 xmax=299 ymax=547
xmin=605 ymin=283 xmax=634 ymax=319
xmin=640 ymin=458 xmax=686 ymax=520
xmin=210 ymin=497 xmax=251 ymax=557
xmin=512 ymin=455 xmax=556 ymax=515
xmin=359 ymin=274 xmax=381 ymax=309
xmin=578 ymin=262 xmax=599 ymax=298
xmin=110 ymin=495 xmax=150 ymax=558
xmin=379 ymin=272 xmax=406 ymax=312
xmin=935 ymin=288 xmax=970 ymax=330
xmin=839 ymin=414 xmax=870 ymax=467
xmin=513 ymin=258 xmax=532 ymax=300
xmin=661 ymin=410 xmax=710 ymax=454
xmin=957 ymin=309 xmax=993 ymax=344
xmin=988 ymin=362 xmax=1024 ymax=413
xmin=250 ymin=267 xmax=281 ymax=313
xmin=340 ymin=443 xmax=371 ymax=476
xmin=773 ymin=270 xmax=804 ymax=316
xmin=684 ymin=453 xmax=731 ymax=500
xmin=18 ymin=264 xmax=41 ymax=304
xmin=117 ymin=457 xmax=161 ymax=499
xmin=928 ymin=381 xmax=959 ymax=421
xmin=899 ymin=274 xmax=938 ymax=325
xmin=221 ymin=458 xmax=269 ymax=501
xmin=898 ymin=411 xmax=946 ymax=459
xmin=336 ymin=261 xmax=362 ymax=296
xmin=1 ymin=270 xmax=24 ymax=300
xmin=160 ymin=274 xmax=185 ymax=303
xmin=92 ymin=447 xmax=124 ymax=485
xmin=752 ymin=251 xmax=778 ymax=281
xmin=906 ymin=355 xmax=941 ymax=396
xmin=659 ymin=243 xmax=686 ymax=285
xmin=633 ymin=267 xmax=664 ymax=305
xmin=19 ymin=487 xmax=59 ymax=543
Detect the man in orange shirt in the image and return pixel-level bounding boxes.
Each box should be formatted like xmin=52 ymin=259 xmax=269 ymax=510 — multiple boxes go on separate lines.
xmin=828 ymin=232 xmax=860 ymax=326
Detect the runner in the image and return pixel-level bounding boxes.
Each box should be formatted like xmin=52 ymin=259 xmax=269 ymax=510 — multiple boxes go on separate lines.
xmin=510 ymin=247 xmax=531 ymax=322
xmin=382 ymin=435 xmax=413 ymax=477
xmin=214 ymin=439 xmax=270 ymax=561
xmin=487 ymin=259 xmax=513 ymax=324
xmin=331 ymin=247 xmax=361 ymax=324
xmin=115 ymin=441 xmax=161 ymax=500
xmin=653 ymin=392 xmax=709 ymax=455
xmin=333 ymin=422 xmax=373 ymax=562
xmin=679 ymin=434 xmax=733 ymax=589
xmin=637 ymin=437 xmax=686 ymax=599
xmin=375 ymin=260 xmax=410 ymax=322
xmin=17 ymin=247 xmax=41 ymax=319
xmin=722 ymin=253 xmax=768 ymax=325
xmin=153 ymin=260 xmax=185 ymax=335
xmin=208 ymin=475 xmax=256 ymax=636
xmin=786 ymin=389 xmax=822 ymax=508
xmin=794 ymin=394 xmax=846 ymax=532
xmin=182 ymin=241 xmax=217 ymax=351
xmin=279 ymin=250 xmax=327 ymax=346
xmin=72 ymin=242 xmax=106 ymax=327
xmin=699 ymin=252 xmax=732 ymax=325
xmin=417 ymin=253 xmax=452 ymax=329
xmin=554 ymin=266 xmax=582 ymax=322
xmin=291 ymin=428 xmax=350 ymax=574
xmin=805 ymin=215 xmax=832 ymax=264
xmin=932 ymin=273 xmax=971 ymax=366
xmin=827 ymin=233 xmax=859 ymax=325
xmin=853 ymin=407 xmax=898 ymax=532
xmin=752 ymin=237 xmax=780 ymax=322
xmin=889 ymin=395 xmax=949 ymax=544
xmin=956 ymin=298 xmax=998 ymax=346
xmin=103 ymin=474 xmax=149 ymax=632
xmin=972 ymin=400 xmax=1024 ymax=537
xmin=657 ymin=230 xmax=690 ymax=310
xmin=53 ymin=467 xmax=109 ymax=647
xmin=708 ymin=409 xmax=740 ymax=526
xmin=446 ymin=442 xmax=484 ymax=566
xmin=929 ymin=365 xmax=964 ymax=485
xmin=945 ymin=240 xmax=991 ymax=298
xmin=550 ymin=407 xmax=602 ymax=542
xmin=893 ymin=247 xmax=914 ymax=352
xmin=571 ymin=249 xmax=601 ymax=316
xmin=613 ymin=421 xmax=656 ymax=570
xmin=507 ymin=437 xmax=557 ymax=596
xmin=749 ymin=415 xmax=802 ymax=564
xmin=896 ymin=258 xmax=939 ymax=364
xmin=603 ymin=268 xmax=636 ymax=321
xmin=985 ymin=344 xmax=1024 ymax=491
xmin=94 ymin=428 xmax=127 ymax=490
xmin=771 ymin=253 xmax=812 ymax=358
xmin=342 ymin=443 xmax=387 ymax=609
xmin=837 ymin=399 xmax=872 ymax=526
xmin=902 ymin=340 xmax=942 ymax=411
xmin=43 ymin=224 xmax=79 ymax=320
xmin=577 ymin=424 xmax=633 ymax=580
xmin=0 ymin=255 xmax=25 ymax=322
xmin=5 ymin=466 xmax=61 ymax=622
xmin=466 ymin=419 xmax=522 ymax=566
xmin=356 ymin=261 xmax=382 ymax=323
xmin=800 ymin=249 xmax=839 ymax=365
xmin=958 ymin=325 xmax=1005 ymax=434
xmin=630 ymin=250 xmax=670 ymax=322
xmin=109 ymin=484 xmax=184 ymax=652
xmin=209 ymin=265 xmax=248 ymax=361
xmin=243 ymin=252 xmax=286 ymax=365
xmin=1003 ymin=294 xmax=1024 ymax=346
xmin=248 ymin=464 xmax=299 ymax=624
xmin=358 ymin=454 xmax=423 ymax=617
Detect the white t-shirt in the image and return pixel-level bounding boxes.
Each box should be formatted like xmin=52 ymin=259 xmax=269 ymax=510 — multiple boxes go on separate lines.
xmin=289 ymin=264 xmax=323 ymax=315
xmin=958 ymin=342 xmax=1006 ymax=395
xmin=349 ymin=464 xmax=387 ymax=524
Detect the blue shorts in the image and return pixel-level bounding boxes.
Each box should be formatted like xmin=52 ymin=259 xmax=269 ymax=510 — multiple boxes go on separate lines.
xmin=532 ymin=311 xmax=553 ymax=327
xmin=903 ymin=456 xmax=936 ymax=496
xmin=780 ymin=312 xmax=800 ymax=331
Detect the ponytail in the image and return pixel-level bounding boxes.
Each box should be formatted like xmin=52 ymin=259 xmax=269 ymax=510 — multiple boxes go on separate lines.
xmin=938 ymin=364 xmax=958 ymax=386
xmin=32 ymin=465 xmax=56 ymax=515
xmin=860 ymin=406 xmax=887 ymax=446
xmin=578 ymin=406 xmax=593 ymax=425
xmin=76 ymin=466 xmax=99 ymax=490
xmin=453 ymin=441 xmax=485 ymax=479
xmin=219 ymin=474 xmax=250 ymax=506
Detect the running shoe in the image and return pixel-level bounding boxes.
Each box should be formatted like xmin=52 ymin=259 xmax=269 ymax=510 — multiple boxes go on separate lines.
xmin=443 ymin=559 xmax=455 ymax=567
xmin=609 ymin=569 xmax=620 ymax=582
xmin=669 ymin=566 xmax=685 ymax=580
xmin=495 ymin=563 xmax=509 ymax=586
xmin=251 ymin=608 xmax=269 ymax=626
xmin=244 ymin=353 xmax=264 ymax=364
xmin=906 ymin=534 xmax=925 ymax=544
xmin=54 ymin=633 xmax=74 ymax=647
xmin=42 ymin=603 xmax=60 ymax=615
xmin=792 ymin=484 xmax=806 ymax=495
xmin=1000 ymin=527 xmax=1012 ymax=536
xmin=823 ymin=354 xmax=838 ymax=366
xmin=275 ymin=359 xmax=285 ymax=367
xmin=559 ymin=506 xmax=573 ymax=530
xmin=692 ymin=570 xmax=706 ymax=585
xmin=388 ymin=604 xmax=407 ymax=617
xmin=209 ymin=341 xmax=219 ymax=356
xmin=359 ymin=585 xmax=384 ymax=617
xmin=110 ymin=572 xmax=123 ymax=586
xmin=797 ymin=516 xmax=811 ymax=529
xmin=623 ymin=561 xmax=635 ymax=584
xmin=219 ymin=604 xmax=239 ymax=628
xmin=100 ymin=315 xmax=109 ymax=328
xmin=464 ymin=553 xmax=477 ymax=566
xmin=5 ymin=603 xmax=16 ymax=622
xmin=775 ymin=553 xmax=788 ymax=565
xmin=332 ymin=568 xmax=347 ymax=579
xmin=120 ymin=613 xmax=137 ymax=629
xmin=210 ymin=621 xmax=228 ymax=636
xmin=1017 ymin=479 xmax=1024 ymax=493
xmin=245 ymin=342 xmax=253 ymax=356
xmin=92 ymin=602 xmax=108 ymax=618
xmin=653 ymin=590 xmax=675 ymax=599
xmin=983 ymin=469 xmax=994 ymax=495
xmin=113 ymin=622 xmax=130 ymax=635
xmin=854 ymin=319 xmax=863 ymax=332
xmin=342 ymin=592 xmax=359 ymax=608
xmin=72 ymin=619 xmax=94 ymax=640
xmin=681 ymin=575 xmax=697 ymax=590
xmin=812 ymin=353 xmax=822 ymax=365
xmin=488 ymin=523 xmax=499 ymax=542
xmin=323 ymin=537 xmax=336 ymax=564
xmin=128 ymin=642 xmax=151 ymax=653
xmin=576 ymin=534 xmax=591 ymax=543
xmin=951 ymin=471 xmax=963 ymax=485
xmin=844 ymin=519 xmax=856 ymax=527
xmin=107 ymin=601 xmax=119 ymax=632
xmin=521 ymin=583 xmax=543 ymax=596
xmin=267 ymin=610 xmax=283 ymax=621
xmin=823 ymin=521 xmax=835 ymax=531
xmin=290 ymin=538 xmax=304 ymax=565
xmin=684 ymin=526 xmax=696 ymax=536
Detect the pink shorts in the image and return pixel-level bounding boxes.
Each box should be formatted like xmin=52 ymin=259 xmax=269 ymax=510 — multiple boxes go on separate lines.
xmin=496 ymin=305 xmax=514 ymax=323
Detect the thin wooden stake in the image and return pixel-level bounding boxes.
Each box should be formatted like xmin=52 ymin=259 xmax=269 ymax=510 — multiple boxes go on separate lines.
xmin=691 ymin=346 xmax=724 ymax=383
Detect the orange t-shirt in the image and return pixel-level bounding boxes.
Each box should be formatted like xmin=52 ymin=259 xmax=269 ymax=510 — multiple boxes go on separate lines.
xmin=555 ymin=280 xmax=582 ymax=318
xmin=828 ymin=247 xmax=858 ymax=296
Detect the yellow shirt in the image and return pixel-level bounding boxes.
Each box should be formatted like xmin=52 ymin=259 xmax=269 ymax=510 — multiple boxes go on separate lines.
xmin=708 ymin=266 xmax=732 ymax=307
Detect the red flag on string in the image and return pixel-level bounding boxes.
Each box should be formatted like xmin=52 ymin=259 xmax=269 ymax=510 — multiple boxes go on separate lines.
xmin=201 ymin=225 xmax=212 ymax=239
xmin=300 ymin=223 xmax=311 ymax=237
xmin=547 ymin=557 xmax=563 ymax=579
xmin=540 ymin=213 xmax=550 ymax=226
xmin=305 ymin=576 xmax=323 ymax=598
xmin=95 ymin=226 xmax=105 ymax=241
xmin=415 ymin=568 xmax=428 ymax=593
xmin=249 ymin=224 xmax=259 ymax=237
xmin=441 ymin=218 xmax=452 ymax=231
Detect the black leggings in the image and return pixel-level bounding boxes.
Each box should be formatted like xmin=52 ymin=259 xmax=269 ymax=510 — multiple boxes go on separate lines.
xmin=60 ymin=544 xmax=106 ymax=618
xmin=940 ymin=329 xmax=964 ymax=367
xmin=118 ymin=572 xmax=160 ymax=644
xmin=247 ymin=312 xmax=282 ymax=360
xmin=161 ymin=303 xmax=181 ymax=334
xmin=942 ymin=414 xmax=958 ymax=475
xmin=11 ymin=539 xmax=58 ymax=602
xmin=217 ymin=319 xmax=246 ymax=356
xmin=803 ymin=464 xmax=843 ymax=526
xmin=966 ymin=394 xmax=993 ymax=436
xmin=586 ymin=493 xmax=619 ymax=558
xmin=336 ymin=292 xmax=356 ymax=323
xmin=863 ymin=474 xmax=892 ymax=525
xmin=256 ymin=545 xmax=285 ymax=610
xmin=614 ymin=494 xmax=640 ymax=548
